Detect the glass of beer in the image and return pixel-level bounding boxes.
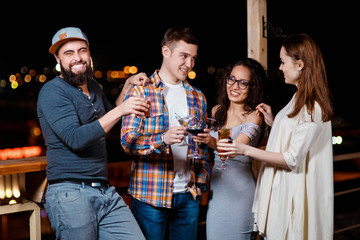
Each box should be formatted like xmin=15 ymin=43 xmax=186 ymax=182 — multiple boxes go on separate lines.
xmin=140 ymin=93 xmax=151 ymax=117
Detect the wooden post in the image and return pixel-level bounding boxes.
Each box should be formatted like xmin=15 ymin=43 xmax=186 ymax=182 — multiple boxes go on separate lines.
xmin=247 ymin=0 xmax=267 ymax=69
xmin=0 ymin=202 xmax=41 ymax=240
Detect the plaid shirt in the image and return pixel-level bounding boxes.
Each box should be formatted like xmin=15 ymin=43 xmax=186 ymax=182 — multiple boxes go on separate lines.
xmin=121 ymin=70 xmax=209 ymax=208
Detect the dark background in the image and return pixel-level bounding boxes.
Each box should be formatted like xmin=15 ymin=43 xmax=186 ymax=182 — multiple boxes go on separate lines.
xmin=0 ymin=2 xmax=359 ymax=239
xmin=0 ymin=1 xmax=358 ymax=151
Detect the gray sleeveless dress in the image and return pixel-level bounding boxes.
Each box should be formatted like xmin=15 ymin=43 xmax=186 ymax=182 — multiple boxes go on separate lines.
xmin=206 ymin=122 xmax=261 ymax=240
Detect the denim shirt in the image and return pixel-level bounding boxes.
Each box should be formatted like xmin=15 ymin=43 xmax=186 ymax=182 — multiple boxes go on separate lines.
xmin=37 ymin=76 xmax=113 ymax=181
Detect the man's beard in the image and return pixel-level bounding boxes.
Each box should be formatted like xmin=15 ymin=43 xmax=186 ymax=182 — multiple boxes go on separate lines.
xmin=60 ymin=61 xmax=93 ymax=87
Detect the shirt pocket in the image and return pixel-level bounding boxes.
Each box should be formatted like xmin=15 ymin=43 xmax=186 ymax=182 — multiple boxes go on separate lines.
xmin=144 ymin=113 xmax=166 ymax=134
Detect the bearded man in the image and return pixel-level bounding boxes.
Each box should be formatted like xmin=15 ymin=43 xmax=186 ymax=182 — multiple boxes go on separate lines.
xmin=37 ymin=27 xmax=147 ymax=240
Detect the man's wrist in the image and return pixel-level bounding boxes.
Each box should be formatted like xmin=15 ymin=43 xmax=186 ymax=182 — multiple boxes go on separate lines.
xmin=161 ymin=132 xmax=166 ymax=145
xmin=195 ymin=183 xmax=207 ymax=193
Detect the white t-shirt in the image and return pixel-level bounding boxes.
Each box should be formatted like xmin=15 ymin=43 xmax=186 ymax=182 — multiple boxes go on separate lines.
xmin=162 ymin=81 xmax=190 ymax=193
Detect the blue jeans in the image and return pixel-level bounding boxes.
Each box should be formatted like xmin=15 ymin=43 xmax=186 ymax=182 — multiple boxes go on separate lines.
xmin=131 ymin=191 xmax=200 ymax=240
xmin=44 ymin=182 xmax=145 ymax=240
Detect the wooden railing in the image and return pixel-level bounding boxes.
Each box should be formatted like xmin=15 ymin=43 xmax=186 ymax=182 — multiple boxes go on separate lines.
xmin=1 ymin=152 xmax=360 ymax=238
xmin=0 ymin=156 xmax=47 ymax=240
xmin=333 ymin=152 xmax=360 ymax=235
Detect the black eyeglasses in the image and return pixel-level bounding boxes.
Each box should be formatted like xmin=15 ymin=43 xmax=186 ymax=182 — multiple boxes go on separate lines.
xmin=226 ymin=76 xmax=250 ymax=90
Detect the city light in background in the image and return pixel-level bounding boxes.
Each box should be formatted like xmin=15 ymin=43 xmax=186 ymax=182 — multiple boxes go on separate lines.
xmin=0 ymin=146 xmax=42 ymax=161
xmin=0 ymin=60 xmax=347 ymax=152
xmin=333 ymin=136 xmax=343 ymax=145
xmin=1 ymin=65 xmax=137 ymax=91
xmin=0 ymin=173 xmax=24 ymax=205
xmin=1 ymin=62 xmax=223 ymax=93
xmin=2 ymin=64 xmax=151 ymax=92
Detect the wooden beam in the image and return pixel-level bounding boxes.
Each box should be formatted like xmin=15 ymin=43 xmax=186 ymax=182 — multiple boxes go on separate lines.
xmin=0 ymin=157 xmax=47 ymax=175
xmin=247 ymin=0 xmax=267 ymax=69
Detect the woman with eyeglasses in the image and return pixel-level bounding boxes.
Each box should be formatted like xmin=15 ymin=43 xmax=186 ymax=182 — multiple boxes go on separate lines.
xmin=194 ymin=58 xmax=268 ymax=239
xmin=217 ymin=34 xmax=334 ymax=240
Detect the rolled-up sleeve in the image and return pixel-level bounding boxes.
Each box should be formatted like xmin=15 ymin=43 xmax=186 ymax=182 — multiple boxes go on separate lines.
xmin=283 ymin=120 xmax=322 ymax=171
xmin=120 ymin=86 xmax=165 ymax=155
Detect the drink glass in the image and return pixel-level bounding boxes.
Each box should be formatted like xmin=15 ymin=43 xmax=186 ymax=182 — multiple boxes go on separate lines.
xmin=175 ymin=113 xmax=194 ymax=146
xmin=140 ymin=93 xmax=151 ymax=117
xmin=186 ymin=120 xmax=206 ymax=182
xmin=217 ymin=128 xmax=232 ymax=170
xmin=186 ymin=119 xmax=206 ymax=159
xmin=207 ymin=118 xmax=220 ymax=131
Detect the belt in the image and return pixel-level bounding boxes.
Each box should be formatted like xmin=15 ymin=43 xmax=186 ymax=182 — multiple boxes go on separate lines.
xmin=48 ymin=179 xmax=110 ymax=188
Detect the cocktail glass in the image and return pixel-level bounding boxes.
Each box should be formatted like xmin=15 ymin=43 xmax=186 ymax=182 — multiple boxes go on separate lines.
xmin=217 ymin=128 xmax=232 ymax=170
xmin=175 ymin=113 xmax=194 ymax=146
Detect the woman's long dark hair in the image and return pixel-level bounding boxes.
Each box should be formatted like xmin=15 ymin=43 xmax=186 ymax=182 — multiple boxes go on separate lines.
xmin=214 ymin=58 xmax=268 ymax=127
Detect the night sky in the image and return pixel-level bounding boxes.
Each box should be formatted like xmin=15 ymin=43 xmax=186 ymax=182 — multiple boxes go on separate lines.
xmin=0 ymin=1 xmax=357 ymax=125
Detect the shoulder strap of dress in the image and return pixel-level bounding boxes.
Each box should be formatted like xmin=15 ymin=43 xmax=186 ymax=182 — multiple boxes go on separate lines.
xmin=240 ymin=122 xmax=261 ymax=141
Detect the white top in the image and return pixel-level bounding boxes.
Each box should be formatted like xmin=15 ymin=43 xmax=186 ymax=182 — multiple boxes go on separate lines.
xmin=162 ymin=81 xmax=190 ymax=193
xmin=252 ymin=93 xmax=334 ymax=240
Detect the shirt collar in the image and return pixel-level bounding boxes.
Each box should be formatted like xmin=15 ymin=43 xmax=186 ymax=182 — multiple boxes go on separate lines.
xmin=151 ymin=70 xmax=194 ymax=92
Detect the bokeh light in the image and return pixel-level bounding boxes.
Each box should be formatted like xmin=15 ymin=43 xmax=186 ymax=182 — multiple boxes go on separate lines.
xmin=188 ymin=70 xmax=196 ymax=79
xmin=55 ymin=63 xmax=61 ymax=72
xmin=129 ymin=66 xmax=138 ymax=74
xmin=94 ymin=70 xmax=103 ymax=78
xmin=207 ymin=66 xmax=216 ymax=74
xmin=29 ymin=69 xmax=36 ymax=77
xmin=123 ymin=66 xmax=130 ymax=74
xmin=0 ymin=79 xmax=6 ymax=87
xmin=11 ymin=81 xmax=19 ymax=89
xmin=39 ymin=74 xmax=46 ymax=83
xmin=31 ymin=127 xmax=42 ymax=137
xmin=24 ymin=74 xmax=32 ymax=83
xmin=9 ymin=74 xmax=16 ymax=82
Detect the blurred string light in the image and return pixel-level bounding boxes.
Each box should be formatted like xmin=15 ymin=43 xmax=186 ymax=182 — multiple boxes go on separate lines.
xmin=104 ymin=66 xmax=139 ymax=81
xmin=55 ymin=63 xmax=61 ymax=72
xmin=24 ymin=74 xmax=32 ymax=83
xmin=2 ymin=64 xmax=224 ymax=91
xmin=207 ymin=66 xmax=216 ymax=74
xmin=5 ymin=67 xmax=39 ymax=90
xmin=94 ymin=70 xmax=103 ymax=78
xmin=4 ymin=66 xmax=51 ymax=91
xmin=123 ymin=66 xmax=130 ymax=74
xmin=29 ymin=69 xmax=36 ymax=77
xmin=0 ymin=146 xmax=42 ymax=160
xmin=5 ymin=175 xmax=12 ymax=198
xmin=11 ymin=81 xmax=19 ymax=89
xmin=332 ymin=136 xmax=343 ymax=145
xmin=20 ymin=66 xmax=28 ymax=74
xmin=188 ymin=70 xmax=196 ymax=79
xmin=1 ymin=79 xmax=7 ymax=87
xmin=2 ymin=63 xmax=142 ymax=91
xmin=0 ymin=175 xmax=5 ymax=199
xmin=0 ymin=173 xmax=24 ymax=204
xmin=31 ymin=126 xmax=42 ymax=137
xmin=11 ymin=174 xmax=20 ymax=198
xmin=129 ymin=66 xmax=138 ymax=74
xmin=9 ymin=74 xmax=16 ymax=82
xmin=39 ymin=74 xmax=46 ymax=83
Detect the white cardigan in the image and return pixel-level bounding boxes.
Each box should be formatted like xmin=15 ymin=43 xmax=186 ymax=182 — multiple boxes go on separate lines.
xmin=253 ymin=93 xmax=334 ymax=240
